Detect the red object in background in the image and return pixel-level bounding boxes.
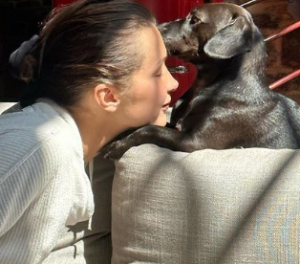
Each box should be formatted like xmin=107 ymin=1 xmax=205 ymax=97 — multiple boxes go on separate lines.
xmin=53 ymin=0 xmax=224 ymax=106
xmin=53 ymin=0 xmax=77 ymax=6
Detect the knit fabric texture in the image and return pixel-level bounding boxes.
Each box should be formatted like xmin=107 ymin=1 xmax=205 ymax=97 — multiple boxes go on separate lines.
xmin=0 ymin=99 xmax=94 ymax=263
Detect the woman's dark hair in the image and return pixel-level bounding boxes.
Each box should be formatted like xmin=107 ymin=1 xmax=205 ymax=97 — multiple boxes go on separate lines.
xmin=20 ymin=0 xmax=156 ymax=107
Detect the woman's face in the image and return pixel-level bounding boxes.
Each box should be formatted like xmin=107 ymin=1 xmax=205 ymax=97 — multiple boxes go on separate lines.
xmin=117 ymin=24 xmax=179 ymax=129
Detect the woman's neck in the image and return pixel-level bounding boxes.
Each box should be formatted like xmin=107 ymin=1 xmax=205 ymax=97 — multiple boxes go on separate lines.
xmin=68 ymin=105 xmax=120 ymax=162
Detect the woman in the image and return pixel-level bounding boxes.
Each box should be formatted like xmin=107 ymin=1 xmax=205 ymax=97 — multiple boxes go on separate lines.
xmin=0 ymin=0 xmax=178 ymax=263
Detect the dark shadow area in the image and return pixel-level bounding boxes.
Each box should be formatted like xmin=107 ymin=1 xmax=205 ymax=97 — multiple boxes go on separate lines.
xmin=0 ymin=0 xmax=51 ymax=101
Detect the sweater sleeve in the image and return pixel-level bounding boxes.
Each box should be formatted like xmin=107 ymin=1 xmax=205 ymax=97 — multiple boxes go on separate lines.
xmin=0 ymin=130 xmax=90 ymax=264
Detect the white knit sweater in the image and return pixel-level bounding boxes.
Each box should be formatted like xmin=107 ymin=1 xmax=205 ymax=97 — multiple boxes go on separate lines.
xmin=0 ymin=99 xmax=94 ymax=263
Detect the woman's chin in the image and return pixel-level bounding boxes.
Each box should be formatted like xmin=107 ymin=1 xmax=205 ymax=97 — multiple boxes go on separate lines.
xmin=152 ymin=112 xmax=168 ymax=126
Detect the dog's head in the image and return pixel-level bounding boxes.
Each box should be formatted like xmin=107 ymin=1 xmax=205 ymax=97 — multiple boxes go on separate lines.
xmin=158 ymin=3 xmax=258 ymax=62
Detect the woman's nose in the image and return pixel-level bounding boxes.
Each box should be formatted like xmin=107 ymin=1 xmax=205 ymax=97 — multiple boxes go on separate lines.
xmin=168 ymin=72 xmax=179 ymax=93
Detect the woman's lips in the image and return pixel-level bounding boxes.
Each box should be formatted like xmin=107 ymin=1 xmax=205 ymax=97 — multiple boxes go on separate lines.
xmin=162 ymin=102 xmax=170 ymax=112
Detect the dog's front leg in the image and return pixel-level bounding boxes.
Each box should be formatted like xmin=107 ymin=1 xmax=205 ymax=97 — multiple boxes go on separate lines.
xmin=99 ymin=125 xmax=198 ymax=160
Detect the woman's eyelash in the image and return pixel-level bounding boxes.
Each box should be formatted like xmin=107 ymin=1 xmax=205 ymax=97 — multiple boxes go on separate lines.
xmin=154 ymin=69 xmax=162 ymax=76
xmin=154 ymin=64 xmax=165 ymax=77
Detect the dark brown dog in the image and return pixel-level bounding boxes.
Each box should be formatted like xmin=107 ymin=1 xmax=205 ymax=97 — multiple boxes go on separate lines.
xmin=100 ymin=3 xmax=300 ymax=159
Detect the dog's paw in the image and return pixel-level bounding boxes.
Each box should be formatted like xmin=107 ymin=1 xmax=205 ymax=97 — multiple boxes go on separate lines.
xmin=98 ymin=126 xmax=149 ymax=160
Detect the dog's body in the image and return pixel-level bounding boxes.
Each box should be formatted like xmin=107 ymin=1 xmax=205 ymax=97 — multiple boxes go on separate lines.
xmin=101 ymin=3 xmax=300 ymax=159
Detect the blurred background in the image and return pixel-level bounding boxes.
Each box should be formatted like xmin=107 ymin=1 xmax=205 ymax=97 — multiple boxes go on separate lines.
xmin=0 ymin=0 xmax=299 ymax=105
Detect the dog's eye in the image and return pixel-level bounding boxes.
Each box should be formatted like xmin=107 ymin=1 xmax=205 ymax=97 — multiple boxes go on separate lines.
xmin=190 ymin=16 xmax=202 ymax=25
xmin=231 ymin=13 xmax=238 ymax=23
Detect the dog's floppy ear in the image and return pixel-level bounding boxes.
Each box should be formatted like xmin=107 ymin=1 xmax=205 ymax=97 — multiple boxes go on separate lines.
xmin=204 ymin=16 xmax=253 ymax=59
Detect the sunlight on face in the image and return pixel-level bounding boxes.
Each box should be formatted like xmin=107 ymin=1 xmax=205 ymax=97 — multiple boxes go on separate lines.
xmin=118 ymin=24 xmax=179 ymax=129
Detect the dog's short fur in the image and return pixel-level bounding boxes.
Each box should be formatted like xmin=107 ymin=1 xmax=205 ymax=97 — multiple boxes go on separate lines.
xmin=100 ymin=3 xmax=300 ymax=159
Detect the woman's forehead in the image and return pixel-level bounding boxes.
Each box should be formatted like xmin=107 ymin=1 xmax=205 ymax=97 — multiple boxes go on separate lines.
xmin=136 ymin=26 xmax=166 ymax=66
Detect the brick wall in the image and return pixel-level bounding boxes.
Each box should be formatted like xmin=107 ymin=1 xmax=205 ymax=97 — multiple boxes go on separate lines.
xmin=224 ymin=0 xmax=300 ymax=104
xmin=249 ymin=0 xmax=300 ymax=104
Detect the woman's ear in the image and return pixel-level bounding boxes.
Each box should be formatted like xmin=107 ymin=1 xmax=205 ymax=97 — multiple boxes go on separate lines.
xmin=94 ymin=84 xmax=120 ymax=112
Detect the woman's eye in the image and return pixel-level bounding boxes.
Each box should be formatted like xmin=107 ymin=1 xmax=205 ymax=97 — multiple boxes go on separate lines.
xmin=154 ymin=68 xmax=163 ymax=77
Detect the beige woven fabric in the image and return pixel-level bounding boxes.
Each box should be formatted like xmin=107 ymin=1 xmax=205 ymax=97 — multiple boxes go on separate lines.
xmin=111 ymin=145 xmax=300 ymax=264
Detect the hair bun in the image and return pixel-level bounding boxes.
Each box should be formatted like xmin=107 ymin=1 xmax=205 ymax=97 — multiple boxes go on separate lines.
xmin=9 ymin=34 xmax=39 ymax=82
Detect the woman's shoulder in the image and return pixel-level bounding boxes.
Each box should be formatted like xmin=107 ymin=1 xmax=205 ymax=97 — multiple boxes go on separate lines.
xmin=0 ymin=101 xmax=84 ymax=180
xmin=1 ymin=100 xmax=81 ymax=144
